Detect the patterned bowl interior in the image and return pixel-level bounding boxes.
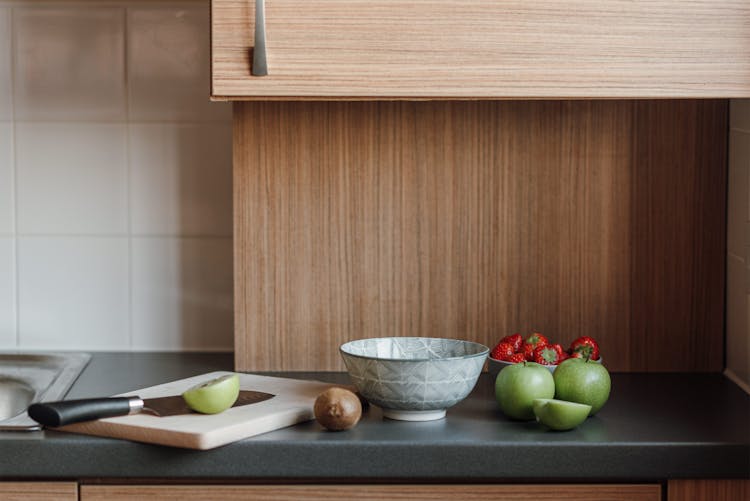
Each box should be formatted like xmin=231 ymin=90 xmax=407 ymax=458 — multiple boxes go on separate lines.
xmin=339 ymin=337 xmax=489 ymax=412
xmin=340 ymin=337 xmax=488 ymax=361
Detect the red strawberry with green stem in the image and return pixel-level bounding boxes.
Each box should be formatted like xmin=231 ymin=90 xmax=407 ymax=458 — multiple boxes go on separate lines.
xmin=533 ymin=344 xmax=563 ymax=365
xmin=524 ymin=332 xmax=548 ymax=349
xmin=491 ymin=342 xmax=515 ymax=361
xmin=522 ymin=333 xmax=548 ymax=361
xmin=569 ymin=336 xmax=600 ymax=361
xmin=500 ymin=333 xmax=523 ymax=352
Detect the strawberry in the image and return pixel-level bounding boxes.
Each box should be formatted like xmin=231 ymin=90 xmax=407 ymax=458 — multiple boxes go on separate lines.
xmin=500 ymin=333 xmax=523 ymax=352
xmin=506 ymin=352 xmax=526 ymax=364
xmin=522 ymin=343 xmax=535 ymax=361
xmin=569 ymin=336 xmax=600 ymax=361
xmin=491 ymin=342 xmax=515 ymax=361
xmin=524 ymin=332 xmax=549 ymax=349
xmin=533 ymin=344 xmax=563 ymax=365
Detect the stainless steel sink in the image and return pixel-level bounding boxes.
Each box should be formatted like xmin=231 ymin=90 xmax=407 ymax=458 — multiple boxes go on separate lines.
xmin=0 ymin=352 xmax=90 ymax=430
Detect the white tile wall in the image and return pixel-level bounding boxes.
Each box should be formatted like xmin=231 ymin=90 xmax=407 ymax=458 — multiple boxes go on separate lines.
xmin=0 ymin=8 xmax=13 ymax=348
xmin=13 ymin=7 xmax=127 ymax=121
xmin=129 ymin=123 xmax=232 ymax=236
xmin=16 ymin=123 xmax=129 ymax=234
xmin=0 ymin=237 xmax=14 ymax=346
xmin=131 ymin=237 xmax=233 ymax=351
xmin=128 ymin=5 xmax=230 ymax=122
xmin=0 ymin=8 xmax=11 ymax=121
xmin=0 ymin=123 xmax=12 ymax=234
xmin=0 ymin=1 xmax=233 ymax=351
xmin=18 ymin=237 xmax=129 ymax=350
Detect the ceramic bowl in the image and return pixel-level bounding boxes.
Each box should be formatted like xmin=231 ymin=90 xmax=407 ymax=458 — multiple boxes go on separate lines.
xmin=487 ymin=356 xmax=603 ymax=378
xmin=339 ymin=337 xmax=489 ymax=421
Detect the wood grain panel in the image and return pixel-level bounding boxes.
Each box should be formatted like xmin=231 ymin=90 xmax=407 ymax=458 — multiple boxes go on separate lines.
xmin=0 ymin=482 xmax=77 ymax=501
xmin=630 ymin=101 xmax=728 ymax=371
xmin=81 ymin=484 xmax=660 ymax=501
xmin=211 ymin=0 xmax=750 ymax=99
xmin=234 ymin=100 xmax=726 ymax=372
xmin=668 ymin=479 xmax=750 ymax=501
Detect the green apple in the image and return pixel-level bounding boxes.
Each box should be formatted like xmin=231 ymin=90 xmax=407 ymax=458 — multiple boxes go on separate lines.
xmin=495 ymin=362 xmax=555 ymax=420
xmin=533 ymin=398 xmax=591 ymax=431
xmin=553 ymin=358 xmax=611 ymax=415
xmin=182 ymin=373 xmax=240 ymax=414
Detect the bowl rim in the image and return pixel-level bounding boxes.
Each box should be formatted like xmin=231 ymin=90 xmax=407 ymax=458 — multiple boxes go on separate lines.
xmin=340 ymin=337 xmax=489 ymax=363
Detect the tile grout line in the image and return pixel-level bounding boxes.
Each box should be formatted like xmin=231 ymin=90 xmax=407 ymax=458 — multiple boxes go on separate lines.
xmin=124 ymin=5 xmax=133 ymax=351
xmin=5 ymin=119 xmax=230 ymax=125
xmin=0 ymin=0 xmax=207 ymax=7
xmin=9 ymin=5 xmax=19 ymax=348
xmin=6 ymin=233 xmax=233 ymax=239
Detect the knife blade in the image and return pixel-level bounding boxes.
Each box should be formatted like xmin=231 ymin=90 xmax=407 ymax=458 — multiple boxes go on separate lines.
xmin=27 ymin=390 xmax=275 ymax=427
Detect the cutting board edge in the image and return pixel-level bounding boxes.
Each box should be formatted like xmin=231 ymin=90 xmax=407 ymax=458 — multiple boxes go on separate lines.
xmin=196 ymin=407 xmax=317 ymax=449
xmin=57 ymin=421 xmax=206 ymax=449
xmin=58 ymin=405 xmax=317 ymax=450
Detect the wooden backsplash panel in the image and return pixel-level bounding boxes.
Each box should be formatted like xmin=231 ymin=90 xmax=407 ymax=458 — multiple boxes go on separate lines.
xmin=629 ymin=101 xmax=728 ymax=371
xmin=234 ymin=100 xmax=727 ymax=372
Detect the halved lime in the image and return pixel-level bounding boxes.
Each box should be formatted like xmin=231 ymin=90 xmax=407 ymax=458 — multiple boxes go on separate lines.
xmin=182 ymin=374 xmax=240 ymax=414
xmin=532 ymin=398 xmax=591 ymax=431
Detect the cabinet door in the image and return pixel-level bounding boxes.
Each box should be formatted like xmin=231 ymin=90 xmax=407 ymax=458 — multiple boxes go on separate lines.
xmin=211 ymin=0 xmax=750 ymax=99
xmin=82 ymin=484 xmax=660 ymax=500
xmin=0 ymin=482 xmax=77 ymax=501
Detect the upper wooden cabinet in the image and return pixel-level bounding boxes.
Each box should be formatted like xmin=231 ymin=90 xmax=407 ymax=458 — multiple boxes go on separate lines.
xmin=211 ymin=0 xmax=750 ymax=99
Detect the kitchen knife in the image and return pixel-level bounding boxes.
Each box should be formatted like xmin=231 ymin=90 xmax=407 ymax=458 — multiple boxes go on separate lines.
xmin=27 ymin=390 xmax=275 ymax=427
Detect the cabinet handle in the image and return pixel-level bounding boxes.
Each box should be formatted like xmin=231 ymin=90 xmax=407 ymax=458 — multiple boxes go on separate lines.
xmin=252 ymin=0 xmax=268 ymax=75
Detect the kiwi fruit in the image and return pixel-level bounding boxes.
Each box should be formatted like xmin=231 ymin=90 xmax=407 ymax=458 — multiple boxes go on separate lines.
xmin=314 ymin=387 xmax=363 ymax=431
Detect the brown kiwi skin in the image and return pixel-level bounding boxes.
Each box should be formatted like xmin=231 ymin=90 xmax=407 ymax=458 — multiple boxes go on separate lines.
xmin=314 ymin=387 xmax=363 ymax=431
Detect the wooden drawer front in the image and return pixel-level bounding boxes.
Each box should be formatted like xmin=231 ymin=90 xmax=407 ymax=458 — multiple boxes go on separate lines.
xmin=211 ymin=0 xmax=750 ymax=99
xmin=0 ymin=482 xmax=77 ymax=501
xmin=81 ymin=484 xmax=661 ymax=500
xmin=668 ymin=479 xmax=750 ymax=501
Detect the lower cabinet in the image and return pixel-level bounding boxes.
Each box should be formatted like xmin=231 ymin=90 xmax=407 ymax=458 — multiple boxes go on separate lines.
xmin=0 ymin=482 xmax=77 ymax=501
xmin=5 ymin=480 xmax=748 ymax=500
xmin=668 ymin=479 xmax=750 ymax=501
xmin=80 ymin=484 xmax=661 ymax=501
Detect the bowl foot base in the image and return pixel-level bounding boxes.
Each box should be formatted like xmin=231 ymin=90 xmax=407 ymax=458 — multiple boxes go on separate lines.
xmin=381 ymin=408 xmax=446 ymax=421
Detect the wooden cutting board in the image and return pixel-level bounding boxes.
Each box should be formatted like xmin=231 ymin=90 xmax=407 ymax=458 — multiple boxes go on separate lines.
xmin=58 ymin=372 xmax=337 ymax=450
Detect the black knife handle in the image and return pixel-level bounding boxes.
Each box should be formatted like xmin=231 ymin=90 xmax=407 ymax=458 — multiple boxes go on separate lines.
xmin=27 ymin=397 xmax=142 ymax=427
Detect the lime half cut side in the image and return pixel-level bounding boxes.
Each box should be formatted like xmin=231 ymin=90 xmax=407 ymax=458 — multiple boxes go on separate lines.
xmin=532 ymin=398 xmax=591 ymax=431
xmin=182 ymin=374 xmax=240 ymax=414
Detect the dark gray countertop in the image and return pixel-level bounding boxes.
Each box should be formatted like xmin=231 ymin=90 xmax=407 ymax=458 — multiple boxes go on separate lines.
xmin=1 ymin=353 xmax=748 ymax=481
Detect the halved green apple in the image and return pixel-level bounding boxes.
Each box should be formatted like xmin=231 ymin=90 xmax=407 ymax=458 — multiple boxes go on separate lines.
xmin=182 ymin=374 xmax=240 ymax=414
xmin=532 ymin=398 xmax=591 ymax=431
